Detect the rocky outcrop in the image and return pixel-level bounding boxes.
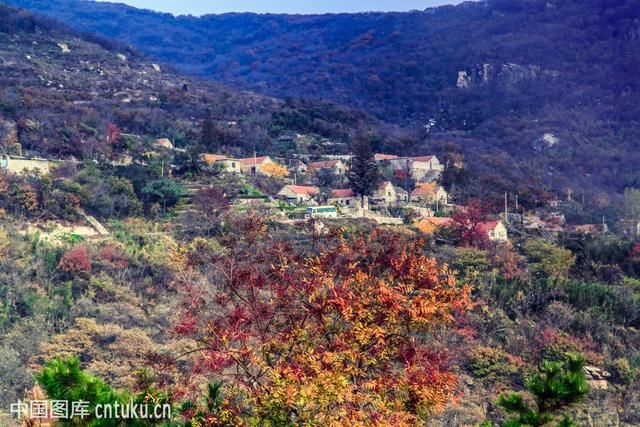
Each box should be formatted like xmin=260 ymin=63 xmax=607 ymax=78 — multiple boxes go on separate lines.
xmin=532 ymin=133 xmax=560 ymax=152
xmin=584 ymin=365 xmax=611 ymax=390
xmin=499 ymin=63 xmax=541 ymax=85
xmin=457 ymin=70 xmax=471 ymax=88
xmin=457 ymin=62 xmax=559 ymax=89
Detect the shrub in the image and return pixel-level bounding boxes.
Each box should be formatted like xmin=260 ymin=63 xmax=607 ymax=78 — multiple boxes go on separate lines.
xmin=467 ymin=346 xmax=522 ymax=381
xmin=606 ymin=358 xmax=637 ymax=386
xmin=57 ymin=245 xmax=91 ymax=274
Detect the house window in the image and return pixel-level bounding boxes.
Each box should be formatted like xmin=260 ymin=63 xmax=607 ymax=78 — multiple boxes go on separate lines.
xmin=346 ymin=200 xmax=350 ymax=206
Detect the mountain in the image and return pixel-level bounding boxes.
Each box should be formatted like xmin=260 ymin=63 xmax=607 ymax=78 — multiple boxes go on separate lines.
xmin=0 ymin=3 xmax=393 ymax=163
xmin=5 ymin=0 xmax=640 ymax=206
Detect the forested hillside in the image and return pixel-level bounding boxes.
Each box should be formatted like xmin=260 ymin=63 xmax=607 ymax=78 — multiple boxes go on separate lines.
xmin=0 ymin=3 xmax=397 ymax=163
xmin=2 ymin=3 xmax=640 ymax=426
xmin=6 ymin=0 xmax=640 ymax=203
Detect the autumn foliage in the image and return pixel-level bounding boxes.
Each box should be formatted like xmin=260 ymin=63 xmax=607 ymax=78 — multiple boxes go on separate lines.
xmin=57 ymin=245 xmax=92 ymax=274
xmin=450 ymin=199 xmax=491 ymax=249
xmin=171 ymin=219 xmax=470 ymax=425
xmin=260 ymin=162 xmax=289 ymax=178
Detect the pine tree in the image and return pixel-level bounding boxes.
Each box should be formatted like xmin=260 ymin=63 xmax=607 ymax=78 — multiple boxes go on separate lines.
xmin=493 ymin=353 xmax=590 ymax=427
xmin=347 ymin=137 xmax=380 ymax=211
xmin=200 ymin=108 xmax=218 ymax=151
xmin=35 ymin=356 xmax=171 ymax=426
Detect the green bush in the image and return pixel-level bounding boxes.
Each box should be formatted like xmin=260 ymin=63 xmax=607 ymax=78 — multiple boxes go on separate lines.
xmin=468 ymin=346 xmax=521 ymax=381
xmin=493 ymin=353 xmax=590 ymax=427
xmin=606 ymin=358 xmax=637 ymax=386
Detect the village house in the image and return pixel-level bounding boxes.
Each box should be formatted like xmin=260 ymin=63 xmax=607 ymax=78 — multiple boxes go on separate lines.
xmin=328 ymin=189 xmax=358 ymax=208
xmin=389 ymin=155 xmax=444 ymax=181
xmin=372 ymin=181 xmax=397 ymax=207
xmin=277 ymin=185 xmax=320 ymax=205
xmin=619 ymin=219 xmax=640 ymax=240
xmin=238 ymin=156 xmax=276 ymax=175
xmin=411 ymin=184 xmax=449 ymax=206
xmin=479 ymin=220 xmax=509 ymax=242
xmin=571 ymin=223 xmax=608 ymax=235
xmin=374 ymin=153 xmax=399 ymax=162
xmin=288 ymin=159 xmax=308 ymax=174
xmin=307 ymin=159 xmax=346 ymax=175
xmin=395 ymin=186 xmax=409 ymax=203
xmin=415 ymin=216 xmax=454 ymax=234
xmin=153 ymin=138 xmax=174 ymax=149
xmin=201 ymin=154 xmax=242 ymax=174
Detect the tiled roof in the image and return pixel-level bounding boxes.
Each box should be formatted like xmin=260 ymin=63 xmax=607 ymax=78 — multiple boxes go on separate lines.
xmin=374 ymin=153 xmax=399 ymax=161
xmin=478 ymin=221 xmax=500 ymax=234
xmin=415 ymin=217 xmax=454 ymax=233
xmin=201 ymin=154 xmax=228 ymax=164
xmin=412 ymin=155 xmax=434 ymax=163
xmin=411 ymin=184 xmax=438 ymax=197
xmin=330 ymin=189 xmax=355 ymax=198
xmin=239 ymin=156 xmax=271 ymax=165
xmin=284 ymin=185 xmax=320 ymax=196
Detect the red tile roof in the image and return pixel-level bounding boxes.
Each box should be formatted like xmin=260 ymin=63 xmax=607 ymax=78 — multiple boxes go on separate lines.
xmin=284 ymin=185 xmax=320 ymax=196
xmin=374 ymin=153 xmax=399 ymax=161
xmin=201 ymin=154 xmax=228 ymax=164
xmin=239 ymin=156 xmax=271 ymax=165
xmin=478 ymin=221 xmax=500 ymax=234
xmin=415 ymin=217 xmax=454 ymax=233
xmin=412 ymin=155 xmax=434 ymax=163
xmin=411 ymin=184 xmax=438 ymax=197
xmin=330 ymin=189 xmax=355 ymax=198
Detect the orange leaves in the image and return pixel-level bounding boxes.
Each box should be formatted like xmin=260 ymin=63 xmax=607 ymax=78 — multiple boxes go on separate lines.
xmin=173 ymin=225 xmax=471 ymax=425
xmin=260 ymin=162 xmax=289 ymax=179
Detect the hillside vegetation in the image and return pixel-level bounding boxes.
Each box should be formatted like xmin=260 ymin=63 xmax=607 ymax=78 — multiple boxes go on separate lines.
xmin=6 ymin=0 xmax=640 ymax=203
xmin=1 ymin=3 xmax=640 ymax=426
xmin=0 ymin=3 xmax=396 ymax=163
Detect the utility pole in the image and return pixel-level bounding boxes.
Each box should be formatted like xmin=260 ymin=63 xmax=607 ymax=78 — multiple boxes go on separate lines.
xmin=405 ymin=158 xmax=410 ymax=197
xmin=504 ymin=192 xmax=509 ymax=224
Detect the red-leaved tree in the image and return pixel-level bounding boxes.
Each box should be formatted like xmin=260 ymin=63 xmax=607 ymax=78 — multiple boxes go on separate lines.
xmin=169 ymin=216 xmax=471 ymax=425
xmin=450 ymin=199 xmax=491 ymax=249
xmin=58 ymin=245 xmax=92 ymax=274
xmin=106 ymin=123 xmax=121 ymax=145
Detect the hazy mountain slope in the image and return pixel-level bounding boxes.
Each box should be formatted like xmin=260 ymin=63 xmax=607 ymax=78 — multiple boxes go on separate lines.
xmin=0 ymin=3 xmax=386 ymax=161
xmin=5 ymin=0 xmax=640 ymax=201
xmin=4 ymin=0 xmax=639 ymax=122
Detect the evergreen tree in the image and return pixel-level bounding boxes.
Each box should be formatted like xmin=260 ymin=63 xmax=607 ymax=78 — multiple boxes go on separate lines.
xmin=34 ymin=356 xmax=171 ymax=426
xmin=200 ymin=108 xmax=218 ymax=151
xmin=347 ymin=137 xmax=380 ymax=210
xmin=490 ymin=353 xmax=590 ymax=427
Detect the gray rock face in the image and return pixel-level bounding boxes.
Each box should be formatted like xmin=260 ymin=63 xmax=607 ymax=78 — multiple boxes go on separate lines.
xmin=532 ymin=133 xmax=559 ymax=152
xmin=499 ymin=63 xmax=541 ymax=85
xmin=457 ymin=62 xmax=559 ymax=90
